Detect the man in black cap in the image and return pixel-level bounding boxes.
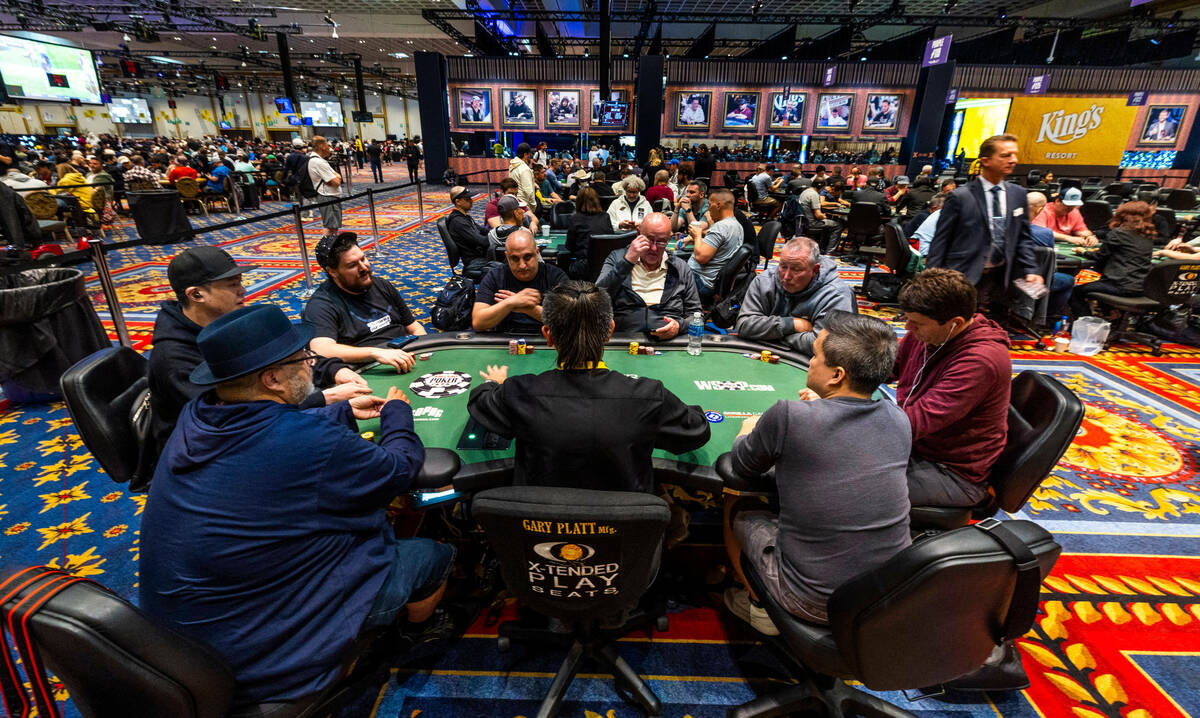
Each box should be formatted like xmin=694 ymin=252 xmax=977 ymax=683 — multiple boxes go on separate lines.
xmin=148 ymin=246 xmax=370 ymax=456
xmin=303 ymin=232 xmax=426 ymax=373
xmin=445 ymin=185 xmax=493 ymax=279
xmin=141 ymin=304 xmax=453 ymax=711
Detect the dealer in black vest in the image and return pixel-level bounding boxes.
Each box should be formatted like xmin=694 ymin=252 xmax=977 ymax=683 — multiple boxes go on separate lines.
xmin=303 ymin=232 xmax=426 ymax=373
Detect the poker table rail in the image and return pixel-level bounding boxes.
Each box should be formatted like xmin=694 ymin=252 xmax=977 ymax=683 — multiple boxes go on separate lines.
xmin=362 ymin=331 xmax=812 ymax=498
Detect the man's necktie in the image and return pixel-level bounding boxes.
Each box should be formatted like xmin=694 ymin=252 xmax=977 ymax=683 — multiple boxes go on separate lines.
xmin=989 ymin=185 xmax=1007 ymax=264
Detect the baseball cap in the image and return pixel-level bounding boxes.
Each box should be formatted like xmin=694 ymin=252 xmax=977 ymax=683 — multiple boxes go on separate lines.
xmin=292 ymin=137 xmax=306 ymax=148
xmin=496 ymin=195 xmax=521 ymax=214
xmin=450 ymin=186 xmax=475 ymax=201
xmin=895 ymin=175 xmax=910 ymax=185
xmin=168 ymin=246 xmax=257 ymax=295
xmin=1060 ymin=187 xmax=1084 ymax=206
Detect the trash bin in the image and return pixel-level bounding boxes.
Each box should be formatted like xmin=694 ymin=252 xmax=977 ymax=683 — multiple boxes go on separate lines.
xmin=0 ymin=268 xmax=111 ymax=401
xmin=128 ymin=190 xmax=193 ymax=245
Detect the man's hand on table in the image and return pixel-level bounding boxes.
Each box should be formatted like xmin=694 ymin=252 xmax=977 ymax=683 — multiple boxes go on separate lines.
xmin=1068 ymin=234 xmax=1099 ymax=248
xmin=650 ymin=317 xmax=680 ymax=340
xmin=334 ymin=367 xmax=369 ymax=387
xmin=480 ymin=364 xmax=508 ymax=384
xmin=370 ymin=347 xmax=416 ymax=374
xmin=322 ymin=382 xmax=373 ymax=404
xmin=348 ymin=393 xmax=386 ymax=420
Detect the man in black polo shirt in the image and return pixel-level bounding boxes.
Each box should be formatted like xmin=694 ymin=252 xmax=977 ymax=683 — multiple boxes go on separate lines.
xmin=471 ymin=229 xmax=567 ymax=334
xmin=303 ymin=232 xmax=426 ymax=373
xmin=445 ymin=186 xmax=492 ymax=279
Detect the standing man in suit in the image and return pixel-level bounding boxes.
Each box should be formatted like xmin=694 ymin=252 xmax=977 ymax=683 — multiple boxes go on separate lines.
xmin=926 ymin=133 xmax=1043 ymax=306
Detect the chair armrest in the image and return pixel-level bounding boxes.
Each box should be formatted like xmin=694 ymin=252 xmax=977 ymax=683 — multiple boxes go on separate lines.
xmin=411 ymin=448 xmax=462 ymax=490
xmin=715 ymin=452 xmax=776 ymax=496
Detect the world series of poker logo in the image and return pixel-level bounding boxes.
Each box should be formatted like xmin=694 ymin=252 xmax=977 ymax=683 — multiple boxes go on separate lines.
xmin=522 ymin=519 xmax=620 ymax=599
xmin=694 ymin=379 xmax=776 ymax=391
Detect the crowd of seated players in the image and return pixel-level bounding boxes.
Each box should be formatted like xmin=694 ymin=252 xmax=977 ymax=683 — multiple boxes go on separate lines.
xmin=133 ymin=133 xmax=1192 ymax=711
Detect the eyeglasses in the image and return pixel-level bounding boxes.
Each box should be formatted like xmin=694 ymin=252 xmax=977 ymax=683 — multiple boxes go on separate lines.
xmin=271 ymin=350 xmax=318 ymax=369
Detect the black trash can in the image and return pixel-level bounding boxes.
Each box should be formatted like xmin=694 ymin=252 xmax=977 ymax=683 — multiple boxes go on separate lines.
xmin=128 ymin=190 xmax=193 ymax=245
xmin=0 ymin=268 xmax=111 ymax=401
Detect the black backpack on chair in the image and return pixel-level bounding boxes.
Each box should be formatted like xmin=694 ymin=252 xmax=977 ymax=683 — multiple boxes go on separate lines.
xmin=430 ymin=275 xmax=476 ymax=331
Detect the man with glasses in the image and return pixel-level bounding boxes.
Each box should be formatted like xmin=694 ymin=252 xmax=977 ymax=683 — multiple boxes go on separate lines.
xmin=149 ymin=246 xmax=370 ymax=458
xmin=597 ymin=212 xmax=701 ymax=340
xmin=735 ymin=237 xmax=856 ymax=358
xmin=141 ymin=304 xmax=453 ymax=711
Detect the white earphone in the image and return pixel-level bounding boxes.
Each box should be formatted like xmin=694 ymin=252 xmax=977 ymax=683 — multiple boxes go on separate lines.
xmin=902 ymin=320 xmax=961 ymax=409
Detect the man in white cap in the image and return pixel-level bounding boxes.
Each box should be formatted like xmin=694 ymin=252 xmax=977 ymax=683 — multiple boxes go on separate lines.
xmin=1032 ymin=187 xmax=1098 ymax=247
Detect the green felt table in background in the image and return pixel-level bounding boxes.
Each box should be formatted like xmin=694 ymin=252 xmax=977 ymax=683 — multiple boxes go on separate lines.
xmin=357 ymin=344 xmax=808 ymax=470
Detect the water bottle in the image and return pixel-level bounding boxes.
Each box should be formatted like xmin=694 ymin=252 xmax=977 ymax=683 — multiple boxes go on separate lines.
xmin=687 ymin=312 xmax=704 ymax=356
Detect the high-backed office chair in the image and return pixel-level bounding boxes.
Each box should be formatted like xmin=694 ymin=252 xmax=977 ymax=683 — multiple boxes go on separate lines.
xmin=549 ymin=200 xmax=575 ymax=229
xmin=585 ymin=231 xmax=637 ymax=281
xmin=1163 ymin=188 xmax=1196 ymax=211
xmin=755 ymin=220 xmax=782 ymax=269
xmin=908 ymin=371 xmax=1085 ymax=531
xmin=59 ymin=346 xmax=155 ymax=492
xmin=861 ymin=221 xmax=918 ymax=303
xmin=1079 ymin=200 xmax=1113 ymax=233
xmin=472 ymin=486 xmax=670 ymax=718
xmin=1155 ymin=207 xmax=1177 ymax=240
xmin=435 ymin=215 xmax=469 ymax=278
xmin=1091 ymin=260 xmax=1200 ymax=355
xmin=729 ymin=520 xmax=1061 ymax=718
xmin=0 ymin=564 xmax=417 ymax=718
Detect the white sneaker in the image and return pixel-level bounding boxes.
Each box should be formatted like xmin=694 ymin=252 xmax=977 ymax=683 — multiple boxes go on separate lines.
xmin=724 ymin=587 xmax=779 ymax=636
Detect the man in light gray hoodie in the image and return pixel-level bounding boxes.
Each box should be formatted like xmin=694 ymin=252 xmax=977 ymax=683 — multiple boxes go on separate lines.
xmin=736 ymin=237 xmax=856 ymax=357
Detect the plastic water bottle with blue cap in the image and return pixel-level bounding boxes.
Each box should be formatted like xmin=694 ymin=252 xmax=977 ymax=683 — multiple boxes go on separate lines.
xmin=687 ymin=312 xmax=704 ymax=356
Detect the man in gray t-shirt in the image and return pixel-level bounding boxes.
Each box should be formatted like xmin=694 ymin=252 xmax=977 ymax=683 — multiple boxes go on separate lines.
xmin=686 ymin=188 xmax=743 ymax=301
xmin=799 ymin=184 xmax=844 ymax=253
xmin=722 ymin=311 xmax=912 ymax=633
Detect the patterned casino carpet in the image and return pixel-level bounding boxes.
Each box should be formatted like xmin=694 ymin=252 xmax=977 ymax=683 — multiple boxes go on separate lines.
xmin=2 ymin=162 xmax=1200 ymax=717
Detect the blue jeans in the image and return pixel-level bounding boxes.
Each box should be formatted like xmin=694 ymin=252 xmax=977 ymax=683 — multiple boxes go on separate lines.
xmin=695 ymin=276 xmax=715 ymax=304
xmin=1048 ymin=272 xmax=1075 ymax=318
xmin=370 ymin=160 xmax=383 ymax=183
xmin=363 ymin=538 xmax=455 ymax=630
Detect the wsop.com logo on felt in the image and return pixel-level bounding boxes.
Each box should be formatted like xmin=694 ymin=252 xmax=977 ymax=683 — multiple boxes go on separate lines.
xmin=693 ymin=380 xmax=776 ymax=392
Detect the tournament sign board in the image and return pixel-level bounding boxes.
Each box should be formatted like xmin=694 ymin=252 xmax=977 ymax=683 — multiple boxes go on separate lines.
xmin=1004 ymin=96 xmax=1139 ymax=166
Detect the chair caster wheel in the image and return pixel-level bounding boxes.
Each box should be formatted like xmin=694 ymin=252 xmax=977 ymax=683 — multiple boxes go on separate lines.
xmin=497 ymin=636 xmax=510 ymax=652
xmin=655 ymin=616 xmax=669 ymax=632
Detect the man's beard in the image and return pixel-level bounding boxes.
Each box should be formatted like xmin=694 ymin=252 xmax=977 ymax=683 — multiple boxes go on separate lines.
xmin=284 ymin=371 xmax=315 ymax=405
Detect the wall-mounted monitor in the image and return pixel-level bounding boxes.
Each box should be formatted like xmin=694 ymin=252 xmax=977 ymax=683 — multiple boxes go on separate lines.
xmin=299 ymin=100 xmax=344 ymax=127
xmin=218 ymin=120 xmax=232 ymax=130
xmin=108 ymin=97 xmax=151 ymax=124
xmin=0 ymin=34 xmax=101 ymax=103
xmin=274 ymin=97 xmax=295 ymax=113
xmin=286 ymin=115 xmax=302 ymax=126
xmin=950 ymin=97 xmax=1012 ymax=159
xmin=598 ymin=101 xmax=628 ymax=127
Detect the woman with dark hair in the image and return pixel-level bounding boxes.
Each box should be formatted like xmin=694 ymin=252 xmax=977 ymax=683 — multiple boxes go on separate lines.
xmin=565 ymin=186 xmax=614 ymax=278
xmin=466 ymin=280 xmax=708 ymax=493
xmin=1068 ymin=200 xmax=1157 ymax=318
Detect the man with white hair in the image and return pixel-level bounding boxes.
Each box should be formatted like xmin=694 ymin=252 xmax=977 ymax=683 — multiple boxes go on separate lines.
xmin=735 ymin=237 xmax=857 ymax=357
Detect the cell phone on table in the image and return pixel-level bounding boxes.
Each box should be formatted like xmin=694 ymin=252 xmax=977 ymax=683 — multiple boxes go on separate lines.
xmin=387 ymin=334 xmax=418 ymax=349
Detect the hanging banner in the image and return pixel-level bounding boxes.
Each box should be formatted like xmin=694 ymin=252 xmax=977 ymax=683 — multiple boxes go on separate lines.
xmin=1005 ymin=96 xmax=1139 ymax=165
xmin=822 ymin=67 xmax=836 ymax=87
xmin=923 ymin=34 xmax=952 ymax=67
xmin=1127 ymin=91 xmax=1148 ymax=106
xmin=1025 ymin=74 xmax=1050 ymax=95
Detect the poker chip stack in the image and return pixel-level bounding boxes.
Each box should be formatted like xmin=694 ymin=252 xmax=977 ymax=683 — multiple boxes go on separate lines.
xmin=509 ymin=340 xmax=519 ymax=355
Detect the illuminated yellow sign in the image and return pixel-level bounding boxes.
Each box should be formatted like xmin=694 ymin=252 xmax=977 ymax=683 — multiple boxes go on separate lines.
xmin=1005 ymin=97 xmax=1138 ymax=165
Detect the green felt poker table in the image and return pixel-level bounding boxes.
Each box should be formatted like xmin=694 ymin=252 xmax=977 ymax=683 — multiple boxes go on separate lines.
xmin=356 ymin=333 xmax=809 ymax=499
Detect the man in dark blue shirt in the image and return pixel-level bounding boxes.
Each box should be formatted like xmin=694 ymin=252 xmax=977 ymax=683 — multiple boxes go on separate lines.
xmin=472 ymin=229 xmax=567 ymax=333
xmin=140 ymin=305 xmax=452 ymax=709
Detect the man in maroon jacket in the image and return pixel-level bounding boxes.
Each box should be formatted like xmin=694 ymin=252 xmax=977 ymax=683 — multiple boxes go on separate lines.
xmin=891 ymin=268 xmax=1012 ymax=507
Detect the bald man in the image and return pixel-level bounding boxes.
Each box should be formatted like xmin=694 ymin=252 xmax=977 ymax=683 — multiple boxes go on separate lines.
xmin=597 ymin=212 xmax=702 ymax=339
xmin=472 ymin=229 xmax=568 ymax=334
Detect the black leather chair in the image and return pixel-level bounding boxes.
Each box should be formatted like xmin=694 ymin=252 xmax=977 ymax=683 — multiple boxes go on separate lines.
xmin=1025 ymin=170 xmax=1042 ymax=186
xmin=549 ymin=200 xmax=575 ymax=230
xmin=1091 ymin=260 xmax=1200 ymax=355
xmin=1104 ymin=182 xmax=1133 ymax=198
xmin=1155 ymin=207 xmax=1177 ymax=240
xmin=729 ymin=520 xmax=1061 ymax=718
xmin=436 ymin=216 xmax=462 ymax=274
xmin=839 ymin=202 xmax=883 ymax=256
xmin=1163 ymin=188 xmax=1197 ymax=211
xmin=652 ymin=197 xmax=673 ymax=214
xmin=585 ymin=230 xmax=637 ymax=281
xmin=755 ymin=220 xmax=782 ymax=269
xmin=59 ymin=346 xmax=153 ymax=491
xmin=713 ymin=243 xmax=757 ymax=305
xmin=909 ymin=371 xmax=1085 ymax=531
xmin=471 ymin=486 xmax=670 ymax=718
xmin=0 ymin=564 xmax=411 ymax=718
xmin=1080 ymin=200 xmax=1113 ymax=232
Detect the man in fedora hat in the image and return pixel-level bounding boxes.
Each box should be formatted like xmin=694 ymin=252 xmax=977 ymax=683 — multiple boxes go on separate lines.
xmin=140 ymin=304 xmax=453 ymax=709
xmin=149 ymin=245 xmax=371 ymax=453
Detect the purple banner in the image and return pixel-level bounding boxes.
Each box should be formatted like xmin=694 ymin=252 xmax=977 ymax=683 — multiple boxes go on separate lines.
xmin=1127 ymin=91 xmax=1149 ymax=106
xmin=945 ymin=88 xmax=959 ymax=105
xmin=923 ymin=34 xmax=952 ymax=67
xmin=1025 ymin=74 xmax=1050 ymax=95
xmin=822 ymin=66 xmax=836 ymax=87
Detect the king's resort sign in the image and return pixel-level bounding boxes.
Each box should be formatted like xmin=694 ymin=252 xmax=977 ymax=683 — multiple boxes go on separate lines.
xmin=1007 ymin=97 xmax=1138 ymax=166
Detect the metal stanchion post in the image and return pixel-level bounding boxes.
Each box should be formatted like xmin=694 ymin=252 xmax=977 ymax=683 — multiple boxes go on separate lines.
xmin=485 ymin=171 xmax=492 ymax=198
xmin=293 ymin=204 xmax=316 ymax=298
xmin=416 ymin=180 xmax=425 ymax=226
xmin=367 ymin=187 xmax=382 ymax=258
xmin=342 ymin=159 xmax=353 ymax=195
xmin=87 ymin=238 xmax=131 ymax=348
